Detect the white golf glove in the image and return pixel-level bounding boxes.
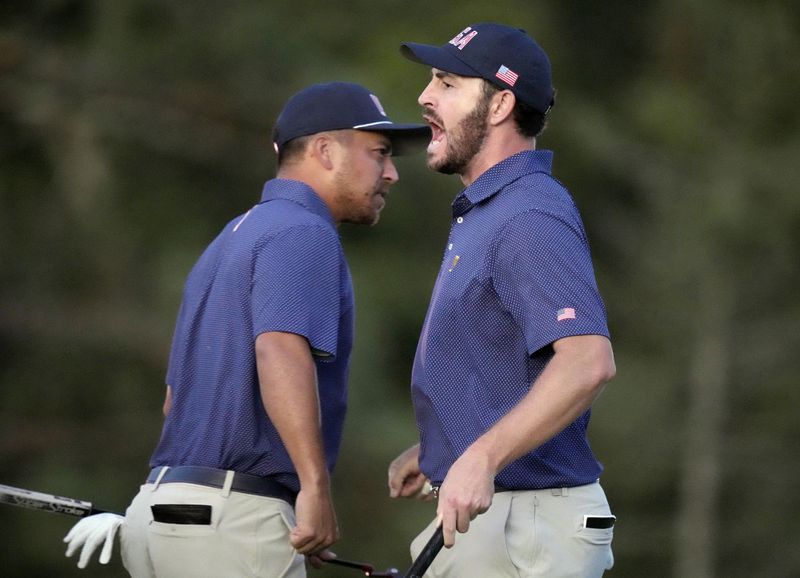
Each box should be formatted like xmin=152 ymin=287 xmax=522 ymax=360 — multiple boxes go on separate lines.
xmin=63 ymin=513 xmax=125 ymax=569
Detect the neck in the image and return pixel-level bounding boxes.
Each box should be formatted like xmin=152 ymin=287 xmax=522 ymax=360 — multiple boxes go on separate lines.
xmin=276 ymin=165 xmax=341 ymax=225
xmin=459 ymin=132 xmax=536 ymax=186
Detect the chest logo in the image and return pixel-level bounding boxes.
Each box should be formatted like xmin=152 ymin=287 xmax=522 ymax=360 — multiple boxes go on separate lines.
xmin=448 ymin=255 xmax=460 ymax=272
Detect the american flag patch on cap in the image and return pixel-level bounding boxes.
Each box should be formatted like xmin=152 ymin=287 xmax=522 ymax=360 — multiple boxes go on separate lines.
xmin=495 ymin=65 xmax=519 ymax=86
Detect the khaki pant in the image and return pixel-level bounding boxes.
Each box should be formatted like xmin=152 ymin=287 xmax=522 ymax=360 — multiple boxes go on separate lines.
xmin=411 ymin=482 xmax=614 ymax=578
xmin=120 ymin=475 xmax=304 ymax=578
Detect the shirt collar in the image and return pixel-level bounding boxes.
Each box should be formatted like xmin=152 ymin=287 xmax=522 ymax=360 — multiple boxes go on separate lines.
xmin=452 ymin=150 xmax=554 ymax=217
xmin=260 ymin=178 xmax=336 ymax=226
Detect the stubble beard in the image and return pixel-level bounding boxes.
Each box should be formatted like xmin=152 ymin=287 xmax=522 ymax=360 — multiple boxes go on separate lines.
xmin=428 ymin=95 xmax=491 ymax=176
xmin=333 ymin=171 xmax=382 ymax=226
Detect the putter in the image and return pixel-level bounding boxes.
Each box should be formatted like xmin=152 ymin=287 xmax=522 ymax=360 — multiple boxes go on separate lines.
xmin=2 ymin=483 xmax=444 ymax=577
xmin=324 ymin=525 xmax=444 ymax=578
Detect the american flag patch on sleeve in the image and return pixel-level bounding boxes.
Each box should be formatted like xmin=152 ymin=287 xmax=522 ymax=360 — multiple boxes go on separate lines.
xmin=557 ymin=307 xmax=576 ymax=321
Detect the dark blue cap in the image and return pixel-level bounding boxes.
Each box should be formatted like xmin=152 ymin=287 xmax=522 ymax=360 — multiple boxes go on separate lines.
xmin=272 ymin=82 xmax=431 ymax=156
xmin=401 ymin=23 xmax=555 ymax=115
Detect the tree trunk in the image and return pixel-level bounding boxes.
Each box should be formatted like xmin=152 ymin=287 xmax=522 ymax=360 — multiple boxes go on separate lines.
xmin=675 ymin=256 xmax=732 ymax=578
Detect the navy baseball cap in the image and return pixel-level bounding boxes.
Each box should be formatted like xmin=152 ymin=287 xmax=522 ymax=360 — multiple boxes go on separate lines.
xmin=401 ymin=23 xmax=555 ymax=115
xmin=272 ymin=82 xmax=431 ymax=156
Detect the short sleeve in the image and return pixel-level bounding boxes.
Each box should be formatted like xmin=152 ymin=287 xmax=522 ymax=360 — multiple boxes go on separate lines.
xmin=251 ymin=224 xmax=342 ymax=358
xmin=491 ymin=209 xmax=609 ymax=355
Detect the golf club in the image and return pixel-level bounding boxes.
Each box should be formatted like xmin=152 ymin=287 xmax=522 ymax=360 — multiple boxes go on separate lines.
xmin=2 ymin=482 xmax=444 ymax=577
xmin=324 ymin=525 xmax=443 ymax=577
xmin=0 ymin=483 xmax=102 ymax=517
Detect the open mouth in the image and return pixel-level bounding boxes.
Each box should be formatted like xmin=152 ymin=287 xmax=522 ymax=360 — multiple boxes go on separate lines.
xmin=424 ymin=115 xmax=445 ymax=149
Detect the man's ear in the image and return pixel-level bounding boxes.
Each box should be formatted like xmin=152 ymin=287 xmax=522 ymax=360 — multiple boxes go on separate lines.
xmin=489 ymin=90 xmax=516 ymax=126
xmin=309 ymin=133 xmax=337 ymax=171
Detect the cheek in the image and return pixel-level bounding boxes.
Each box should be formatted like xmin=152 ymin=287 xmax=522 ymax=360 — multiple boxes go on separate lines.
xmin=366 ymin=158 xmax=384 ymax=182
xmin=442 ymin=97 xmax=474 ymax=128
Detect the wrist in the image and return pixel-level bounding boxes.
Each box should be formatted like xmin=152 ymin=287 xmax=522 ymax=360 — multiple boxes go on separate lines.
xmin=465 ymin=433 xmax=503 ymax=476
xmin=298 ymin=472 xmax=331 ymax=493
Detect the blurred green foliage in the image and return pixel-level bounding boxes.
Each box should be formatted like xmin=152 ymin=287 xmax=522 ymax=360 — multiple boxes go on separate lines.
xmin=1 ymin=1 xmax=799 ymax=576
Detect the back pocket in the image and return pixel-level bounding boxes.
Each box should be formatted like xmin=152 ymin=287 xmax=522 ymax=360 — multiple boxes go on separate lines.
xmin=151 ymin=504 xmax=212 ymax=525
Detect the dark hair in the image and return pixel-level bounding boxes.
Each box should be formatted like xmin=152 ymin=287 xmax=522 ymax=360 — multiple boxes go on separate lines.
xmin=276 ymin=134 xmax=311 ymax=166
xmin=482 ymin=81 xmax=548 ymax=138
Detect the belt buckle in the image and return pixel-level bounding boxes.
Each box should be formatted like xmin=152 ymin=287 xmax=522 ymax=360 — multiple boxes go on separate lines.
xmin=420 ymin=480 xmax=440 ymax=500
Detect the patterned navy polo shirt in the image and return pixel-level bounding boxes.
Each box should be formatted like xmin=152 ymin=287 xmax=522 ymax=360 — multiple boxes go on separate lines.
xmin=151 ymin=179 xmax=354 ymax=492
xmin=412 ymin=150 xmax=610 ymax=489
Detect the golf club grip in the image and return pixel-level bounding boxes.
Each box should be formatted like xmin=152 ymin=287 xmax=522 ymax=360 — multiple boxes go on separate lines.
xmin=404 ymin=525 xmax=444 ymax=578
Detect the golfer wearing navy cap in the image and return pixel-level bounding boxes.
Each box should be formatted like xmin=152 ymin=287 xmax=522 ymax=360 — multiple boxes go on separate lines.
xmin=388 ymin=23 xmax=617 ymax=577
xmin=62 ymin=82 xmax=429 ymax=578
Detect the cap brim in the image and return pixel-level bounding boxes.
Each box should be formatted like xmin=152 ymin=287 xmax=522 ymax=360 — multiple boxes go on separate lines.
xmin=358 ymin=123 xmax=432 ymax=156
xmin=400 ymin=42 xmax=480 ymax=78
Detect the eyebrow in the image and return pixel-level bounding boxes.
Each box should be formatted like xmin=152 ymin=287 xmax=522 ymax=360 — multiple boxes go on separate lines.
xmin=374 ymin=134 xmax=393 ymax=153
xmin=433 ymin=69 xmax=456 ymax=81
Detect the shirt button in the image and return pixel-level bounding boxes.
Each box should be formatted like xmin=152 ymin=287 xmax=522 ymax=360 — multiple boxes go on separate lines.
xmin=456 ymin=217 xmax=464 ymax=224
xmin=448 ymin=243 xmax=453 ymax=250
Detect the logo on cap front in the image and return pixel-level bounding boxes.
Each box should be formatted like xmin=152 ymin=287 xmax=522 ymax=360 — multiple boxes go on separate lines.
xmin=449 ymin=26 xmax=478 ymax=50
xmin=369 ymin=94 xmax=387 ymax=117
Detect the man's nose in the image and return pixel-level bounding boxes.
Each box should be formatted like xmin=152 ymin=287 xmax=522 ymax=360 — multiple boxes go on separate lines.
xmin=418 ymin=80 xmax=435 ymax=108
xmin=384 ymin=158 xmax=399 ymax=184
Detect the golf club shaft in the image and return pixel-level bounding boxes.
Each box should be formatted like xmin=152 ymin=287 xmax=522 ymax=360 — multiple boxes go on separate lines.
xmin=0 ymin=483 xmax=99 ymax=517
xmin=3 ymin=483 xmax=393 ymax=576
xmin=2 ymin=482 xmax=443 ymax=577
xmin=404 ymin=525 xmax=444 ymax=578
xmin=323 ymin=557 xmax=376 ymax=572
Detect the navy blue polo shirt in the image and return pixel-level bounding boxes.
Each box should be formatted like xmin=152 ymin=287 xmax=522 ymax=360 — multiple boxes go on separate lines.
xmin=412 ymin=150 xmax=610 ymax=489
xmin=150 ymin=179 xmax=354 ymax=492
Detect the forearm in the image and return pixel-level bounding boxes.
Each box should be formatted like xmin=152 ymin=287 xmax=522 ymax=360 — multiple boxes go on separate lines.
xmin=435 ymin=335 xmax=616 ymax=546
xmin=256 ymin=331 xmax=329 ymax=490
xmin=256 ymin=331 xmax=339 ymax=553
xmin=467 ymin=334 xmax=615 ymax=476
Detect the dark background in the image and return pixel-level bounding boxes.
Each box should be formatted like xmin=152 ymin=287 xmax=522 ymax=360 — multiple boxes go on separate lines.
xmin=2 ymin=1 xmax=799 ymax=576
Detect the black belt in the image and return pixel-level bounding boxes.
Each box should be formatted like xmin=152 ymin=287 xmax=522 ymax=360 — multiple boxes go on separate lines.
xmin=147 ymin=466 xmax=296 ymax=505
xmin=429 ymin=484 xmax=509 ymax=500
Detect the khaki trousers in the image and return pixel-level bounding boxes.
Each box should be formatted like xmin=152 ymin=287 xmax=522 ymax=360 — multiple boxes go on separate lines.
xmin=120 ymin=474 xmax=304 ymax=578
xmin=411 ymin=482 xmax=614 ymax=578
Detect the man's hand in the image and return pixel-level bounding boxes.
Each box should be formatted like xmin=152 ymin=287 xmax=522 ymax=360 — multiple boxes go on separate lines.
xmin=388 ymin=444 xmax=430 ymax=499
xmin=290 ymin=486 xmax=339 ymax=556
xmin=63 ymin=513 xmax=124 ymax=569
xmin=436 ymin=448 xmax=495 ymax=548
